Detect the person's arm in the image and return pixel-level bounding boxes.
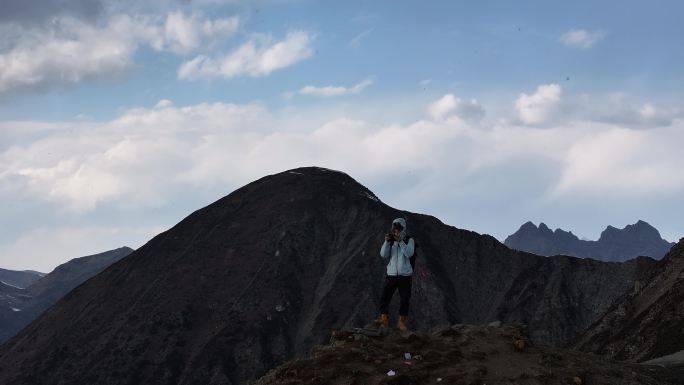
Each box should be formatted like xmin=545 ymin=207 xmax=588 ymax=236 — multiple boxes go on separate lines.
xmin=380 ymin=240 xmax=391 ymax=259
xmin=396 ymin=237 xmax=415 ymax=258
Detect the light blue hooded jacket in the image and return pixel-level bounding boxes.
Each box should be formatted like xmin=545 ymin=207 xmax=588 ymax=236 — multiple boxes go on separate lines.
xmin=379 ymin=218 xmax=415 ymax=276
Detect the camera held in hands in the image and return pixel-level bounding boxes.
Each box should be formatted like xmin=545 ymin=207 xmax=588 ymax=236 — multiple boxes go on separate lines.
xmin=386 ymin=233 xmax=395 ymax=243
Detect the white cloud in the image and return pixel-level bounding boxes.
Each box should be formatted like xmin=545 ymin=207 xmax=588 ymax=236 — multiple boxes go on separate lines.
xmin=0 ymin=12 xmax=240 ymax=95
xmin=429 ymin=95 xmax=459 ymax=121
xmin=299 ymin=78 xmax=374 ymax=97
xmin=2 ymin=92 xmax=680 ymax=216
xmin=0 ymin=101 xmax=269 ymax=212
xmin=554 ymin=124 xmax=684 ymax=196
xmin=348 ymin=28 xmax=373 ymax=48
xmin=419 ymin=79 xmax=432 ymax=87
xmin=515 ymin=84 xmax=562 ymax=125
xmin=163 ymin=11 xmax=239 ymax=54
xmin=428 ymin=94 xmax=485 ymax=121
xmin=154 ymin=99 xmax=173 ymax=108
xmin=0 ymin=16 xmax=135 ymax=95
xmin=559 ymin=29 xmax=605 ymax=49
xmin=178 ymin=31 xmax=314 ymax=80
xmin=579 ymin=93 xmax=680 ymax=128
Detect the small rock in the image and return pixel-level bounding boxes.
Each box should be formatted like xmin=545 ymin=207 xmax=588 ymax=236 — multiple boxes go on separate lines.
xmin=488 ymin=320 xmax=502 ymax=328
xmin=513 ymin=338 xmax=525 ymax=351
xmin=387 ymin=370 xmax=396 ymax=376
xmin=572 ymin=376 xmax=583 ymax=385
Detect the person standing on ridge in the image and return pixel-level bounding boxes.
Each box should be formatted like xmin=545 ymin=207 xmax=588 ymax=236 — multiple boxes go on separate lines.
xmin=372 ymin=217 xmax=415 ymax=331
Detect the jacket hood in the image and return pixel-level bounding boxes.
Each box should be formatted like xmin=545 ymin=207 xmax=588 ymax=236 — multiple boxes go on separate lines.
xmin=392 ymin=218 xmax=407 ymax=239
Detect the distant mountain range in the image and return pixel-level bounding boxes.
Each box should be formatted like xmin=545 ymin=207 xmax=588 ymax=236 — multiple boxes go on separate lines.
xmin=0 ymin=247 xmax=133 ymax=342
xmin=0 ymin=268 xmax=45 ymax=289
xmin=0 ymin=167 xmax=671 ymax=385
xmin=504 ymin=220 xmax=675 ymax=261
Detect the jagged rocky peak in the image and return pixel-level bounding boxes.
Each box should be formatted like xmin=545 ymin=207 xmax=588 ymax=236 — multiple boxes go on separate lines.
xmin=538 ymin=222 xmax=553 ymax=234
xmin=519 ymin=220 xmax=537 ymax=231
xmin=598 ymin=219 xmax=661 ymax=242
xmin=505 ymin=219 xmax=675 ymax=261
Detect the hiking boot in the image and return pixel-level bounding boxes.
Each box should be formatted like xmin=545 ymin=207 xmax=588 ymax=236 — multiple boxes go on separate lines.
xmin=372 ymin=313 xmax=389 ymax=329
xmin=397 ymin=315 xmax=409 ymax=331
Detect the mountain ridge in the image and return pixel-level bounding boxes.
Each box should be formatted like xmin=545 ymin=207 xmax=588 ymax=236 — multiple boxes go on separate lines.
xmin=0 ymin=167 xmax=663 ymax=385
xmin=0 ymin=269 xmax=45 ymax=289
xmin=504 ymin=220 xmax=674 ymax=261
xmin=575 ymin=237 xmax=684 ymax=363
xmin=0 ymin=246 xmax=133 ymax=342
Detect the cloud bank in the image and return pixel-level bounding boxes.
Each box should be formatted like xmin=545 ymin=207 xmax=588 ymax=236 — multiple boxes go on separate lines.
xmin=1 ymin=86 xmax=682 ymax=270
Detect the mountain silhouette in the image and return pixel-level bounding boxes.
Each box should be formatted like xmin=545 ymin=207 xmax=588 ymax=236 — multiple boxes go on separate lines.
xmin=0 ymin=167 xmax=662 ymax=385
xmin=575 ymin=238 xmax=684 ymax=364
xmin=0 ymin=269 xmax=45 ymax=289
xmin=0 ymin=247 xmax=133 ymax=342
xmin=505 ymin=220 xmax=674 ymax=261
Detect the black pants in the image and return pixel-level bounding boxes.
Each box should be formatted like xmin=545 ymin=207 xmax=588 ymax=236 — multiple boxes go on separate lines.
xmin=379 ymin=275 xmax=412 ymax=316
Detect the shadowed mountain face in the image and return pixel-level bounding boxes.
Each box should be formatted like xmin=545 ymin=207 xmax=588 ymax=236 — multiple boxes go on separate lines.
xmin=0 ymin=247 xmax=133 ymax=342
xmin=0 ymin=167 xmax=658 ymax=385
xmin=575 ymin=239 xmax=684 ymax=363
xmin=504 ymin=220 xmax=675 ymax=261
xmin=0 ymin=269 xmax=45 ymax=289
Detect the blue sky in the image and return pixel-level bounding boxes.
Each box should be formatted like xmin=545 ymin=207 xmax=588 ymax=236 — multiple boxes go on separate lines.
xmin=1 ymin=0 xmax=683 ymax=271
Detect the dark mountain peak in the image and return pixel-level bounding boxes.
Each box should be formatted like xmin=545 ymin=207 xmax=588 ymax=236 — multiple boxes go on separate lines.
xmin=598 ymin=220 xmax=662 ymax=243
xmin=554 ymin=228 xmax=575 ymax=236
xmin=627 ymin=219 xmax=659 ymax=235
xmin=506 ymin=220 xmax=674 ymax=261
xmin=27 ymin=247 xmax=134 ymax=297
xmin=227 ymin=167 xmax=381 ymax=208
xmin=538 ymin=222 xmax=552 ymax=233
xmin=520 ymin=220 xmax=536 ymax=229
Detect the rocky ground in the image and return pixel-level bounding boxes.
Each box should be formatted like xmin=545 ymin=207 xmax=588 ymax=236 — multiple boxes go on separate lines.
xmin=254 ymin=323 xmax=683 ymax=385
